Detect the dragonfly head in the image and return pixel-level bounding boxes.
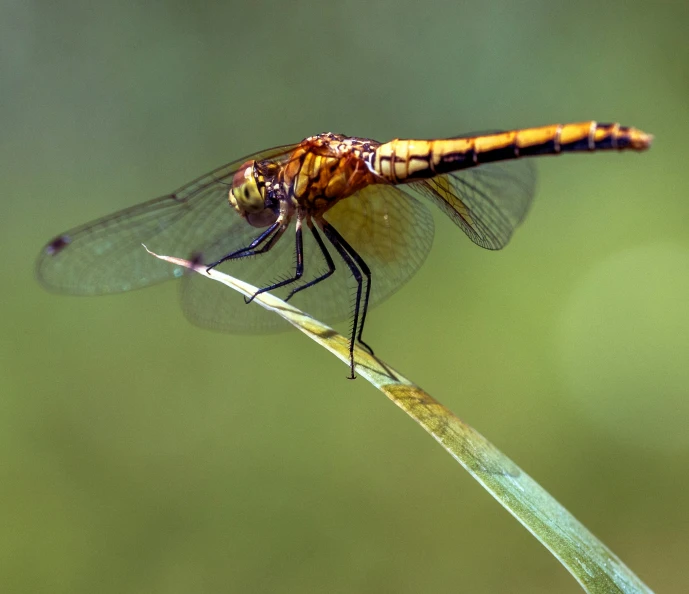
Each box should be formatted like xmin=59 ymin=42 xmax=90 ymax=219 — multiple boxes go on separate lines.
xmin=230 ymin=161 xmax=279 ymax=228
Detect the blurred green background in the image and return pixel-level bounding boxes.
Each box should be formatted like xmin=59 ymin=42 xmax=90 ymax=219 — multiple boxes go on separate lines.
xmin=2 ymin=0 xmax=688 ymax=592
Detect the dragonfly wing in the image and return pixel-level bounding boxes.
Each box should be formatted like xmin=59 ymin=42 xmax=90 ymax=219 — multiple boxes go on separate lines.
xmin=179 ymin=183 xmax=435 ymax=333
xmin=35 ymin=144 xmax=299 ymax=295
xmin=295 ymin=183 xmax=434 ymax=324
xmin=410 ymin=156 xmax=537 ymax=250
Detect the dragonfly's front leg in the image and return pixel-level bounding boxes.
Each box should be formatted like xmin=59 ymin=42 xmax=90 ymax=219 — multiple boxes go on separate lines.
xmin=205 ymin=220 xmax=283 ymax=271
xmin=244 ymin=216 xmax=305 ymax=304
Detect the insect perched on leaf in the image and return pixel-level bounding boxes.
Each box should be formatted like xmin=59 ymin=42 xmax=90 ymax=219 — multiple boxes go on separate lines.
xmin=37 ymin=121 xmax=652 ymax=377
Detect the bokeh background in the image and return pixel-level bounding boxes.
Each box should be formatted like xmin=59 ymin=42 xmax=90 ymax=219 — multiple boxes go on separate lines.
xmin=2 ymin=1 xmax=688 ymax=592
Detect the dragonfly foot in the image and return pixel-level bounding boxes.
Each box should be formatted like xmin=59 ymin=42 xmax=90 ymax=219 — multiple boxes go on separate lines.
xmin=347 ymin=356 xmax=357 ymax=380
xmin=358 ymin=340 xmax=375 ymax=356
xmin=244 ymin=293 xmax=258 ymax=305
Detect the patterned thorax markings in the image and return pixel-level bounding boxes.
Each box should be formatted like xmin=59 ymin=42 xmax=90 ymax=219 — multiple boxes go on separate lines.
xmin=281 ymin=133 xmax=380 ymax=216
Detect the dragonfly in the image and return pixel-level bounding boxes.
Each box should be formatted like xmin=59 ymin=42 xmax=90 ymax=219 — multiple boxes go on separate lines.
xmin=37 ymin=121 xmax=652 ymax=377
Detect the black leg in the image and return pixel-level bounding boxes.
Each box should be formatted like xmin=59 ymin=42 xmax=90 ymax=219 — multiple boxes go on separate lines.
xmin=205 ymin=221 xmax=281 ymax=271
xmin=329 ymin=227 xmax=374 ymax=357
xmin=244 ymin=221 xmax=304 ymax=304
xmin=321 ymin=221 xmax=366 ymax=379
xmin=285 ymin=222 xmax=336 ymax=302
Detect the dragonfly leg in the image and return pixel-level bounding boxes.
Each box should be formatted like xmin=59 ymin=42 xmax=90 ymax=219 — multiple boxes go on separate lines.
xmin=320 ymin=222 xmax=374 ymax=356
xmin=320 ymin=219 xmax=373 ymax=379
xmin=205 ymin=221 xmax=282 ymax=271
xmin=285 ymin=221 xmax=336 ymax=302
xmin=244 ymin=219 xmax=304 ymax=304
xmin=332 ymin=231 xmax=374 ymax=357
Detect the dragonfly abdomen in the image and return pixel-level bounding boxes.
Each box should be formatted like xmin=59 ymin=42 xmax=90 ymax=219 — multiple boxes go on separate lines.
xmin=372 ymin=121 xmax=652 ymax=183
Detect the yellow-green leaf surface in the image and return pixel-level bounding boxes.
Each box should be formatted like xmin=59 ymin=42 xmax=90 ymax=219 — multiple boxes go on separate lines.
xmin=148 ymin=248 xmax=653 ymax=594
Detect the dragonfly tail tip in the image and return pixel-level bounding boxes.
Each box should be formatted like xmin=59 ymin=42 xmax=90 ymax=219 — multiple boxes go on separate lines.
xmin=630 ymin=128 xmax=653 ymax=151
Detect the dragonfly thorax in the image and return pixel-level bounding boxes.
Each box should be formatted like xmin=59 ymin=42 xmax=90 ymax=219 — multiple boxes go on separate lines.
xmin=229 ymin=160 xmax=280 ymax=228
xmin=283 ymin=134 xmax=381 ymax=215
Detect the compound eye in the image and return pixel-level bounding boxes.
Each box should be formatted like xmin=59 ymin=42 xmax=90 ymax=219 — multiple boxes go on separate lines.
xmin=230 ymin=161 xmax=265 ymax=215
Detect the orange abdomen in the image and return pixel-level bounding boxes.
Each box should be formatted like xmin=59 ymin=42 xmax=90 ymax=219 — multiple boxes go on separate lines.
xmin=373 ymin=121 xmax=653 ymax=183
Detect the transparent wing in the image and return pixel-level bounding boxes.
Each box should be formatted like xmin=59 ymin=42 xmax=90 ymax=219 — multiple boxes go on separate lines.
xmin=180 ymin=183 xmax=435 ymax=333
xmin=35 ymin=144 xmax=299 ymax=295
xmin=410 ymin=149 xmax=537 ymax=250
xmin=304 ymin=182 xmax=435 ymax=322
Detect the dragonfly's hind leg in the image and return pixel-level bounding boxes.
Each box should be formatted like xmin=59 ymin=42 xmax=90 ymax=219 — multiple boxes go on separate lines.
xmin=332 ymin=230 xmax=374 ymax=358
xmin=319 ymin=219 xmax=374 ymax=379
